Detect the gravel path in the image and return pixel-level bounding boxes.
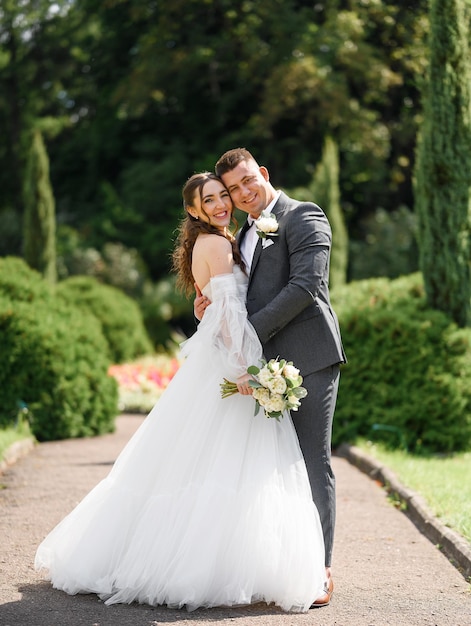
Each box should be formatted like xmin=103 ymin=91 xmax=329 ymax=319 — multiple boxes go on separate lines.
xmin=0 ymin=414 xmax=470 ymax=626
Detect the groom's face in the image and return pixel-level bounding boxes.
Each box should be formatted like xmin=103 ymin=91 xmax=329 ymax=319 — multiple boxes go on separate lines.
xmin=221 ymin=159 xmax=274 ymax=219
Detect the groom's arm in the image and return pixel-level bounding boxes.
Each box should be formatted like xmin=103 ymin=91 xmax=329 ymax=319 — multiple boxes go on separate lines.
xmin=248 ymin=202 xmax=331 ymax=343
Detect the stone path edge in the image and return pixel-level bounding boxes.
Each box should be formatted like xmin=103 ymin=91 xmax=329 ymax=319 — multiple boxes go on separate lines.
xmin=337 ymin=443 xmax=471 ymax=582
xmin=0 ymin=437 xmax=36 ymax=476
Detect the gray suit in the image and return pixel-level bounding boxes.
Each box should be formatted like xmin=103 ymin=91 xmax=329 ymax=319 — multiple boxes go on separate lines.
xmin=240 ymin=191 xmax=346 ymax=566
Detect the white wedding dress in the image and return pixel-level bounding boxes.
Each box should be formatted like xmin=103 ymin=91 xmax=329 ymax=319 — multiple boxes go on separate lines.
xmin=35 ymin=266 xmax=326 ymax=612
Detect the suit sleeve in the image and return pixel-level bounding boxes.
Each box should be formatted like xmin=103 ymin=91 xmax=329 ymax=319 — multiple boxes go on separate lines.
xmin=249 ymin=203 xmax=331 ymax=344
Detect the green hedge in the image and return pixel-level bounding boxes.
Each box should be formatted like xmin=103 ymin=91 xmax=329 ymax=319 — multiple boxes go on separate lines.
xmin=332 ymin=273 xmax=471 ymax=453
xmin=58 ymin=276 xmax=153 ymax=363
xmin=0 ymin=257 xmax=118 ymax=440
xmin=0 ymin=255 xmax=54 ymax=302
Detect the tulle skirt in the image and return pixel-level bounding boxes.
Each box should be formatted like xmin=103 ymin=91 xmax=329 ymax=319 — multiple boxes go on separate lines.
xmin=35 ymin=339 xmax=326 ymax=612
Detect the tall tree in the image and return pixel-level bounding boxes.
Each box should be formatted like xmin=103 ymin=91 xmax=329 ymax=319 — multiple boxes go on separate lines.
xmin=290 ymin=137 xmax=348 ymax=289
xmin=314 ymin=137 xmax=348 ymax=289
xmin=0 ymin=0 xmax=432 ymax=281
xmin=0 ymin=0 xmax=80 ymax=255
xmin=414 ymin=0 xmax=471 ymax=327
xmin=23 ymin=129 xmax=57 ymax=284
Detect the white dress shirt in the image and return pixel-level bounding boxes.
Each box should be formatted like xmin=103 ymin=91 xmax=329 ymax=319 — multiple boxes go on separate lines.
xmin=240 ymin=191 xmax=281 ymax=270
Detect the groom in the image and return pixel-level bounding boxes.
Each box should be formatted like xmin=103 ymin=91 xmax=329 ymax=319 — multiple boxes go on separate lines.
xmin=197 ymin=148 xmax=346 ymax=607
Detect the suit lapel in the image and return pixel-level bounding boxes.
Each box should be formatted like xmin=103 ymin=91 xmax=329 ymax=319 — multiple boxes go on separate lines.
xmin=248 ymin=196 xmax=287 ymax=281
xmin=249 ymin=238 xmax=262 ymax=279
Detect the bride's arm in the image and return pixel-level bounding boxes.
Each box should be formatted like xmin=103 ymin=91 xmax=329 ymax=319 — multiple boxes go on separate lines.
xmin=193 ymin=236 xmax=262 ymax=392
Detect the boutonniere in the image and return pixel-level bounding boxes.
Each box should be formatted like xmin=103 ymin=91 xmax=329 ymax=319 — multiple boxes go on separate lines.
xmin=254 ymin=210 xmax=279 ymax=239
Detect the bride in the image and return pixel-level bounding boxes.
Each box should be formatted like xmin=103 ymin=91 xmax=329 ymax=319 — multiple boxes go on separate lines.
xmin=35 ymin=172 xmax=326 ymax=612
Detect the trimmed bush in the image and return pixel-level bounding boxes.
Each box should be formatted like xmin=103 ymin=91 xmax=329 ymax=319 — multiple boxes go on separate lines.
xmin=57 ymin=276 xmax=153 ymax=363
xmin=139 ymin=275 xmax=194 ymax=349
xmin=0 ymin=255 xmax=54 ymax=302
xmin=332 ymin=273 xmax=471 ymax=453
xmin=0 ymin=257 xmax=118 ymax=440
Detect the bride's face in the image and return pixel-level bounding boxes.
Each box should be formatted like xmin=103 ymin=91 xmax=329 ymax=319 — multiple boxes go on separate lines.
xmin=188 ymin=180 xmax=233 ymax=231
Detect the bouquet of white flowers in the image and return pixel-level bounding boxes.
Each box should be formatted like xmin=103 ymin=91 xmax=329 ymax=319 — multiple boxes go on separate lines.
xmin=220 ymin=357 xmax=308 ymax=420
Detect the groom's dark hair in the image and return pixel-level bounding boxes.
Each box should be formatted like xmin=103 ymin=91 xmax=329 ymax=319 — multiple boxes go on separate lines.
xmin=215 ymin=148 xmax=256 ymax=176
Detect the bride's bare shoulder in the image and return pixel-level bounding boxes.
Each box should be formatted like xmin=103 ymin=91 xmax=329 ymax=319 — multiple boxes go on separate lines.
xmin=194 ymin=234 xmax=232 ymax=254
xmin=192 ymin=234 xmax=233 ymax=286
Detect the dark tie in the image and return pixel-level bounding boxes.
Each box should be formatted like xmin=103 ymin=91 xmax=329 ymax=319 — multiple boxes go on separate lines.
xmin=239 ymin=218 xmax=254 ymax=241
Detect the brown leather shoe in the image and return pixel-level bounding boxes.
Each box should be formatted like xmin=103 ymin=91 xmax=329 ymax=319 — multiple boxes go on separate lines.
xmin=310 ymin=576 xmax=334 ymax=608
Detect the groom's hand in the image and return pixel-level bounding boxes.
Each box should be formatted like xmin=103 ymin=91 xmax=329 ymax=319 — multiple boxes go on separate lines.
xmin=194 ymin=283 xmax=210 ymax=321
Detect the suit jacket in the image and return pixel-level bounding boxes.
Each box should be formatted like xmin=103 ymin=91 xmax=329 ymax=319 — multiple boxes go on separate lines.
xmin=239 ymin=191 xmax=346 ymax=376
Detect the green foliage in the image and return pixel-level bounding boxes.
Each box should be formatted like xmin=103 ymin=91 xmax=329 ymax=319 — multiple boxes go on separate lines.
xmin=138 ymin=275 xmax=194 ymax=350
xmin=0 ymin=255 xmax=54 ymax=302
xmin=332 ymin=273 xmax=471 ymax=453
xmin=22 ymin=129 xmax=57 ymax=283
xmin=357 ymin=442 xmax=471 ymax=543
xmin=348 ymin=206 xmax=418 ymax=281
xmin=414 ymin=0 xmax=471 ymax=327
xmin=0 ymin=0 xmax=431 ymax=282
xmin=56 ymin=227 xmax=148 ymax=297
xmin=57 ymin=275 xmax=153 ymax=362
xmin=0 ymin=207 xmax=22 ymax=258
xmin=290 ymin=136 xmax=348 ymax=288
xmin=56 ymin=227 xmax=184 ymax=349
xmin=0 ymin=414 xmax=33 ymax=464
xmin=0 ymin=257 xmax=118 ymax=441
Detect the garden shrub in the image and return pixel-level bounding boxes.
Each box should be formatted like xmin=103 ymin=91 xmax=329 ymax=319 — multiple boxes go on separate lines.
xmin=138 ymin=275 xmax=194 ymax=349
xmin=57 ymin=276 xmax=153 ymax=363
xmin=332 ymin=273 xmax=471 ymax=453
xmin=0 ymin=255 xmax=54 ymax=302
xmin=0 ymin=257 xmax=118 ymax=440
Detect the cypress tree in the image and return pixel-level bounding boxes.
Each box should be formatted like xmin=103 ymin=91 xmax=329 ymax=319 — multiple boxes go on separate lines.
xmin=23 ymin=129 xmax=57 ymax=284
xmin=414 ymin=0 xmax=471 ymax=327
xmin=312 ymin=136 xmax=348 ymax=289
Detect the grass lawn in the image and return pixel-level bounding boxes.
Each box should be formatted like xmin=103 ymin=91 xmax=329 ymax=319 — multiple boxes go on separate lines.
xmin=356 ymin=440 xmax=471 ymax=544
xmin=0 ymin=420 xmax=34 ymax=465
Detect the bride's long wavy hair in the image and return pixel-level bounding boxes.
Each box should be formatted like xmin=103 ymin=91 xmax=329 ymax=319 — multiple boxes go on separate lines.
xmin=172 ymin=172 xmax=245 ymax=297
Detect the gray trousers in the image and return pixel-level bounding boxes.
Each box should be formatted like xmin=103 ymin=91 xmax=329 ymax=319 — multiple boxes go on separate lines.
xmin=290 ymin=364 xmax=340 ymax=567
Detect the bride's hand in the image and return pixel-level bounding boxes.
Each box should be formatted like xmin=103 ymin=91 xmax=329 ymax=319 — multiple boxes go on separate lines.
xmin=236 ymin=373 xmax=254 ymax=396
xmin=194 ymin=283 xmax=210 ymax=320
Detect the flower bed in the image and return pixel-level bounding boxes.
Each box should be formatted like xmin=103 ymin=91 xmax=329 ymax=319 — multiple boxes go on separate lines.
xmin=108 ymin=355 xmax=181 ymax=413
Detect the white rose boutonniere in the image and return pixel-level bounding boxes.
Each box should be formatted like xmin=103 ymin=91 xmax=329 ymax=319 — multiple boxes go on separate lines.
xmin=254 ymin=210 xmax=279 ymax=239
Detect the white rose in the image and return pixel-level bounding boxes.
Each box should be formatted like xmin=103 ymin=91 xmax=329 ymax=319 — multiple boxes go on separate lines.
xmin=283 ymin=364 xmax=300 ymax=380
xmin=265 ymin=394 xmax=286 ymax=413
xmin=267 ymin=376 xmax=287 ymax=395
xmin=253 ymin=387 xmax=270 ymax=404
xmin=255 ymin=216 xmax=278 ymax=234
xmin=268 ymin=359 xmax=282 ymax=374
xmin=255 ymin=210 xmax=279 ymax=236
xmin=257 ymin=367 xmax=272 ymax=387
